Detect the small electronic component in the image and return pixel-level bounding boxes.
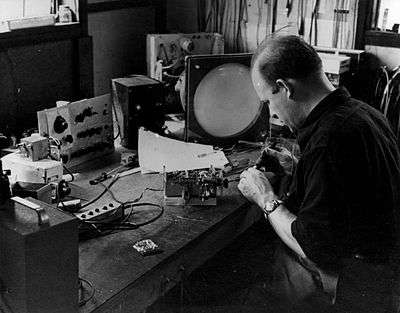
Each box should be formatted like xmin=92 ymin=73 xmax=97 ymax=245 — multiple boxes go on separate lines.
xmin=133 ymin=239 xmax=162 ymax=256
xmin=120 ymin=152 xmax=138 ymax=166
xmin=19 ymin=134 xmax=49 ymax=162
xmin=163 ymin=167 xmax=228 ymax=206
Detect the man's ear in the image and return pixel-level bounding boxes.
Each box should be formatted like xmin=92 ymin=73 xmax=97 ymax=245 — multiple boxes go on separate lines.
xmin=276 ymin=79 xmax=293 ymax=99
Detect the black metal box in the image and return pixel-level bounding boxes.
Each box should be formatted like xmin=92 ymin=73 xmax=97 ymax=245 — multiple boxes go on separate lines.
xmin=0 ymin=197 xmax=79 ymax=313
xmin=112 ymin=75 xmax=165 ymax=149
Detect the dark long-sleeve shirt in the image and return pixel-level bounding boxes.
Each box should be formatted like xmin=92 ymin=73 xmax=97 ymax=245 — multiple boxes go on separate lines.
xmin=286 ymin=88 xmax=400 ymax=271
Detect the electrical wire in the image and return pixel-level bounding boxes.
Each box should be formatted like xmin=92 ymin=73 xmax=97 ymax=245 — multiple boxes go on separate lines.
xmin=80 ymin=175 xmax=119 ymax=209
xmin=265 ymin=0 xmax=272 ymax=37
xmin=332 ymin=0 xmax=339 ymax=48
xmin=271 ymin=0 xmax=278 ymax=33
xmin=290 ymin=142 xmax=296 ymax=176
xmin=387 ymin=67 xmax=400 ymax=109
xmin=298 ymin=0 xmax=305 ymax=36
xmin=375 ymin=66 xmax=400 ymax=118
xmin=203 ymin=0 xmax=249 ymax=53
xmin=374 ymin=66 xmax=390 ymax=113
xmin=107 ymin=202 xmax=164 ymax=230
xmin=49 ymin=136 xmax=61 ymax=146
xmin=82 ymin=163 xmax=151 ymax=209
xmin=48 ymin=149 xmax=75 ymax=182
xmin=163 ymin=72 xmax=181 ymax=79
xmin=94 ymin=185 xmax=163 ymax=223
xmin=308 ymin=0 xmax=320 ymax=45
xmin=239 ymin=0 xmax=248 ymax=52
xmin=351 ymin=0 xmax=358 ymax=48
xmin=204 ymin=1 xmax=215 ymax=32
xmin=78 ymin=168 xmax=164 ymax=236
xmin=384 ymin=67 xmax=400 ymax=137
xmin=159 ymin=44 xmax=171 ymax=64
xmin=274 ymin=24 xmax=292 ymax=34
xmin=98 ymin=181 xmax=123 ymax=204
xmin=256 ymin=0 xmax=263 ymax=46
xmin=99 ymin=169 xmax=160 ymax=202
xmin=78 ymin=277 xmax=95 ymax=307
xmin=344 ymin=0 xmax=350 ymax=49
xmin=111 ymin=96 xmax=121 ymax=140
xmin=83 ymin=201 xmax=164 ymax=232
xmin=340 ymin=0 xmax=345 ymax=48
xmin=63 ymin=164 xmax=75 ymax=182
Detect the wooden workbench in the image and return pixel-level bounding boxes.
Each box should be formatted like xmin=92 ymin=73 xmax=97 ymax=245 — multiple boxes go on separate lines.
xmin=73 ymin=150 xmax=261 ymax=313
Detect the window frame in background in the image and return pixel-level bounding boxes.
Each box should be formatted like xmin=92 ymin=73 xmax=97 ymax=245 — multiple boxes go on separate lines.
xmin=0 ymin=0 xmax=87 ymax=45
xmin=364 ymin=0 xmax=400 ymax=48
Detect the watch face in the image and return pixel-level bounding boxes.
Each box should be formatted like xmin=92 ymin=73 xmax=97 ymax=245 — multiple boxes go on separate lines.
xmin=264 ymin=201 xmax=275 ymax=213
xmin=264 ymin=200 xmax=281 ymax=214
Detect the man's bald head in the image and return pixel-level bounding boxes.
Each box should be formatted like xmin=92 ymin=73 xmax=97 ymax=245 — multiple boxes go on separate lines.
xmin=252 ymin=35 xmax=323 ymax=91
xmin=250 ymin=35 xmax=335 ymax=131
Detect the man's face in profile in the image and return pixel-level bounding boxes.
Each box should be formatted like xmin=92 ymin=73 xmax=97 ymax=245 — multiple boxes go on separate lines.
xmin=251 ymin=67 xmax=293 ymax=130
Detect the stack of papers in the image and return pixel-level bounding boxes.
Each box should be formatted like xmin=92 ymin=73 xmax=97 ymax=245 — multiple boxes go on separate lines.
xmin=138 ymin=128 xmax=229 ymax=173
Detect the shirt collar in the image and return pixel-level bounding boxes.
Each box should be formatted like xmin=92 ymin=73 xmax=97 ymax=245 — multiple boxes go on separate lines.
xmin=297 ymin=87 xmax=351 ymax=150
xmin=300 ymin=87 xmax=351 ymax=129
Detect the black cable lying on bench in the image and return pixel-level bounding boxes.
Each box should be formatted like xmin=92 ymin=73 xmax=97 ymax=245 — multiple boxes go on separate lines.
xmin=78 ymin=173 xmax=164 ymax=238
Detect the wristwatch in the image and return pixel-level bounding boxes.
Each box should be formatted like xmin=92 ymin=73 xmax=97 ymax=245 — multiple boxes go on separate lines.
xmin=263 ymin=199 xmax=284 ymax=216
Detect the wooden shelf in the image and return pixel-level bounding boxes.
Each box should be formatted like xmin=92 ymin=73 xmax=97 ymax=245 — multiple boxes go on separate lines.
xmin=87 ymin=0 xmax=160 ymax=13
xmin=0 ymin=0 xmax=88 ymax=47
xmin=365 ymin=30 xmax=400 ymax=48
xmin=0 ymin=23 xmax=84 ymax=47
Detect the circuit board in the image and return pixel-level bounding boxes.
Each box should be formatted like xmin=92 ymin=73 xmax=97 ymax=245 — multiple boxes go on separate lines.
xmin=164 ymin=168 xmax=227 ymax=206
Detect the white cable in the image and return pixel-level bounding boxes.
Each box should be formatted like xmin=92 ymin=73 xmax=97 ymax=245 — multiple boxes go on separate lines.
xmin=380 ymin=68 xmax=391 ymax=116
xmin=383 ymin=67 xmax=400 ymax=117
xmin=386 ymin=67 xmax=400 ymax=116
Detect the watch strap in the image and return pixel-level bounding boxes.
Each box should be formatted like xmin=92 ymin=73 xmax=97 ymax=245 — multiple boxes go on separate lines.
xmin=263 ymin=199 xmax=283 ymax=216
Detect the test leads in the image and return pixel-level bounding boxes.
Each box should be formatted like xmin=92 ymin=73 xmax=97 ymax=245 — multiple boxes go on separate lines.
xmin=163 ymin=167 xmax=229 ymax=206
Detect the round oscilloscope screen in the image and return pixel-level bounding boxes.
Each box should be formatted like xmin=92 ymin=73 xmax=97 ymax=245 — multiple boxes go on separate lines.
xmin=193 ymin=63 xmax=262 ymax=138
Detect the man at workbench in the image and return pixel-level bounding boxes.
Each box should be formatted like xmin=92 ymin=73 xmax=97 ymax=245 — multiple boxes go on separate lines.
xmin=238 ymin=35 xmax=400 ymax=312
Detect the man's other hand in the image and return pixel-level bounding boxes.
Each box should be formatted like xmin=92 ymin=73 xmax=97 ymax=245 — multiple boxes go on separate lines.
xmin=238 ymin=167 xmax=277 ymax=208
xmin=257 ymin=147 xmax=297 ymax=175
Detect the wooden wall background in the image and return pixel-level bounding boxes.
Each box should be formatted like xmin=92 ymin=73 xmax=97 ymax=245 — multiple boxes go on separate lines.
xmin=0 ymin=0 xmax=165 ymax=136
xmin=88 ymin=6 xmax=158 ymax=95
xmin=0 ymin=0 xmax=398 ymax=136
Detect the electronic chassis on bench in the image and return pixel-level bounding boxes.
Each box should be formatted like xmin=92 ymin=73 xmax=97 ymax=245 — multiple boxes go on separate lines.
xmin=163 ymin=167 xmax=228 ymax=206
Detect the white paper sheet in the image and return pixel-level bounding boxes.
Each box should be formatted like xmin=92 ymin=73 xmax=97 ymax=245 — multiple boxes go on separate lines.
xmin=138 ymin=128 xmax=229 ymax=173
